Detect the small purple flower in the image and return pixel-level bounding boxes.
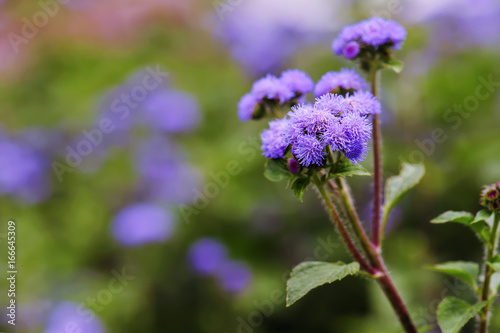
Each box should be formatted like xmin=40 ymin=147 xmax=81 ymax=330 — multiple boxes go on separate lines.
xmin=280 ymin=69 xmax=314 ymax=99
xmin=292 ymin=135 xmax=325 ymax=167
xmin=142 ymin=89 xmax=200 ymax=133
xmin=344 ymin=140 xmax=369 ymax=164
xmin=111 ymin=203 xmax=175 ymax=247
xmin=332 ymin=17 xmax=407 ymax=60
xmin=288 ymin=158 xmax=300 ymax=174
xmin=44 ymin=302 xmax=106 ymax=333
xmin=343 ymin=41 xmax=360 ymax=59
xmin=251 ymin=74 xmax=294 ymax=104
xmin=315 ymin=93 xmax=349 ymax=115
xmin=0 ymin=139 xmax=51 ymax=204
xmin=237 ymin=93 xmax=260 ymax=122
xmin=188 ymin=238 xmax=228 ymax=276
xmin=134 ymin=136 xmax=201 ymax=205
xmin=314 ymin=69 xmax=367 ymax=97
xmin=341 ymin=112 xmax=372 ymax=143
xmin=321 ymin=118 xmax=347 ymax=152
xmin=261 ymin=118 xmax=289 ymax=159
xmin=215 ymin=260 xmax=252 ymax=294
xmin=346 ymin=91 xmax=381 ymax=116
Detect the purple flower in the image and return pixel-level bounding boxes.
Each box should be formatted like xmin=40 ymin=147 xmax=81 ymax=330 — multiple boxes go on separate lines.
xmin=188 ymin=238 xmax=228 ymax=276
xmin=345 ymin=91 xmax=381 ymax=116
xmin=261 ymin=118 xmax=289 ymax=159
xmin=314 ymin=69 xmax=367 ymax=97
xmin=0 ymin=139 xmax=51 ymax=204
xmin=281 ymin=94 xmax=373 ymax=166
xmin=251 ymin=74 xmax=294 ymax=104
xmin=291 ymin=135 xmax=325 ymax=167
xmin=134 ymin=136 xmax=201 ymax=205
xmin=215 ymin=260 xmax=252 ymax=294
xmin=332 ymin=17 xmax=407 ymax=60
xmin=280 ymin=69 xmax=314 ymax=99
xmin=343 ymin=41 xmax=360 ymax=59
xmin=315 ymin=93 xmax=349 ymax=115
xmin=237 ymin=93 xmax=260 ymax=122
xmin=142 ymin=89 xmax=200 ymax=133
xmin=288 ymin=158 xmax=300 ymax=174
xmin=44 ymin=302 xmax=106 ymax=333
xmin=111 ymin=203 xmax=175 ymax=247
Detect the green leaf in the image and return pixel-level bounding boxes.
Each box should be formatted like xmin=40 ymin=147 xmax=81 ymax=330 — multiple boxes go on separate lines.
xmin=418 ymin=325 xmax=435 ymax=333
xmin=328 ymin=158 xmax=371 ymax=179
xmin=382 ymin=59 xmax=404 ymax=73
xmin=490 ymin=273 xmax=500 ymax=293
xmin=437 ymin=297 xmax=486 ymax=333
xmin=286 ymin=261 xmax=360 ymax=306
xmin=383 ymin=163 xmax=425 ymax=219
xmin=472 ymin=210 xmax=495 ymax=228
xmin=426 ymin=261 xmax=479 ymax=289
xmin=264 ymin=159 xmax=291 ymax=182
xmin=291 ymin=177 xmax=311 ymax=202
xmin=431 ymin=211 xmax=490 ymax=242
xmin=487 ymin=254 xmax=500 ymax=272
xmin=431 ymin=211 xmax=474 ymax=224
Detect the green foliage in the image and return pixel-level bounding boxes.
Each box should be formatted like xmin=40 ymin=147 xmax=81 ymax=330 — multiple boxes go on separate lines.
xmin=436 ymin=297 xmax=486 ymax=333
xmin=382 ymin=59 xmax=404 ymax=73
xmin=264 ymin=159 xmax=291 ymax=182
xmin=286 ymin=261 xmax=360 ymax=306
xmin=383 ymin=163 xmax=425 ymax=220
xmin=327 ymin=158 xmax=371 ymax=179
xmin=426 ymin=261 xmax=479 ymax=290
xmin=472 ymin=209 xmax=495 ymax=228
xmin=431 ymin=211 xmax=490 ymax=242
xmin=291 ymin=177 xmax=311 ymax=202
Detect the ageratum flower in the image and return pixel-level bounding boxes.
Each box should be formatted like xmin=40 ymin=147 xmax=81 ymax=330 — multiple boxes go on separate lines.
xmin=345 ymin=90 xmax=381 ymax=116
xmin=215 ymin=260 xmax=253 ymax=294
xmin=480 ymin=182 xmax=500 ymax=212
xmin=280 ymin=69 xmax=314 ymax=102
xmin=188 ymin=238 xmax=228 ymax=276
xmin=277 ymin=93 xmax=377 ymax=166
xmin=44 ymin=302 xmax=106 ymax=333
xmin=332 ymin=17 xmax=407 ymax=61
xmin=261 ymin=118 xmax=289 ymax=159
xmin=237 ymin=74 xmax=294 ymax=122
xmin=111 ymin=203 xmax=175 ymax=247
xmin=314 ymin=68 xmax=367 ymax=97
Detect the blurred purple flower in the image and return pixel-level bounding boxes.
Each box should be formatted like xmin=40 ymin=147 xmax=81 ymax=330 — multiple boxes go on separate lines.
xmin=261 ymin=118 xmax=289 ymax=159
xmin=111 ymin=203 xmax=175 ymax=247
xmin=216 ymin=260 xmax=253 ymax=294
xmin=44 ymin=302 xmax=106 ymax=333
xmin=188 ymin=238 xmax=228 ymax=276
xmin=0 ymin=138 xmax=51 ymax=203
xmin=213 ymin=0 xmax=344 ymax=76
xmin=134 ymin=136 xmax=201 ymax=205
xmin=142 ymin=89 xmax=200 ymax=133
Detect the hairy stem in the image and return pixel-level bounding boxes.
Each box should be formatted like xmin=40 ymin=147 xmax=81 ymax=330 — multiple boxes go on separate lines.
xmin=312 ymin=173 xmax=378 ymax=276
xmin=370 ymin=67 xmax=382 ymax=246
xmin=478 ymin=212 xmax=500 ymax=333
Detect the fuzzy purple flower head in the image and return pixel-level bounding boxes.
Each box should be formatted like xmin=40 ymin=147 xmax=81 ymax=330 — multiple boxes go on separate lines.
xmin=252 ymin=74 xmax=294 ymax=104
xmin=280 ymin=69 xmax=314 ymax=102
xmin=261 ymin=118 xmax=289 ymax=159
xmin=332 ymin=17 xmax=407 ymax=61
xmin=314 ymin=68 xmax=367 ymax=97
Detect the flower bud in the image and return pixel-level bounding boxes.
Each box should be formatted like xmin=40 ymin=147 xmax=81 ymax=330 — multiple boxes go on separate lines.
xmin=480 ymin=182 xmax=500 ymax=212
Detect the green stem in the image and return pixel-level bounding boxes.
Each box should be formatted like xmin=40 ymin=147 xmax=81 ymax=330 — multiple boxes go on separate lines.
xmin=370 ymin=66 xmax=382 ymax=247
xmin=312 ymin=173 xmax=378 ymax=276
xmin=478 ymin=212 xmax=500 ymax=333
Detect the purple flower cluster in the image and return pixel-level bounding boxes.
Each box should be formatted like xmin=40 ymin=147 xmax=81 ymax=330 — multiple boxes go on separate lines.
xmin=260 ymin=91 xmax=380 ymax=166
xmin=111 ymin=203 xmax=175 ymax=247
xmin=332 ymin=17 xmax=407 ymax=60
xmin=0 ymin=133 xmax=53 ymax=204
xmin=314 ymin=68 xmax=367 ymax=97
xmin=238 ymin=70 xmax=314 ymax=122
xmin=44 ymin=302 xmax=106 ymax=333
xmin=188 ymin=238 xmax=252 ymax=294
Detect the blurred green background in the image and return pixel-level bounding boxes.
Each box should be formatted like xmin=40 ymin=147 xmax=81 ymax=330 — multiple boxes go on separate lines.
xmin=0 ymin=0 xmax=499 ymax=332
